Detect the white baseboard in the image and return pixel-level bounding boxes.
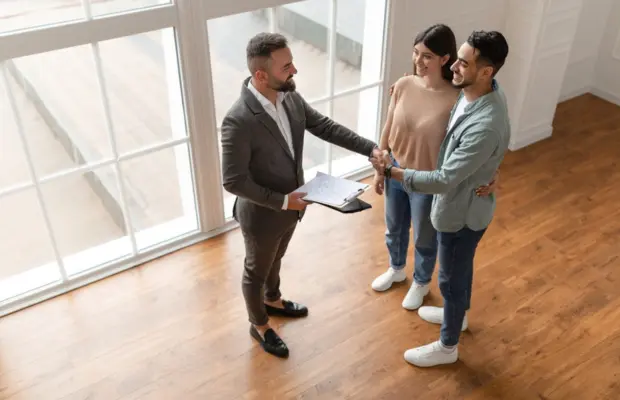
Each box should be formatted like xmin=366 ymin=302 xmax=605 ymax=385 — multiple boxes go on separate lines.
xmin=510 ymin=86 xmax=620 ymax=152
xmin=558 ymin=86 xmax=591 ymax=103
xmin=509 ymin=123 xmax=553 ymax=151
xmin=590 ymin=86 xmax=620 ymax=107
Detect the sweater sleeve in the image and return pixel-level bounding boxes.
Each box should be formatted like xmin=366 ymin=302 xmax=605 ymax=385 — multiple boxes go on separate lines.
xmin=379 ymin=81 xmax=400 ymax=151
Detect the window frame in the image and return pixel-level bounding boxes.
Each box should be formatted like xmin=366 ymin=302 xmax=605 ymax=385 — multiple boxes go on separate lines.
xmin=209 ymin=0 xmax=391 ymax=219
xmin=0 ymin=0 xmax=392 ymax=317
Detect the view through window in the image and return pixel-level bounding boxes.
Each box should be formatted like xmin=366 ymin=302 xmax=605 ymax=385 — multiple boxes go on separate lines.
xmin=207 ymin=0 xmax=387 ymax=219
xmin=0 ymin=27 xmax=198 ymax=304
xmin=0 ymin=0 xmax=389 ymax=314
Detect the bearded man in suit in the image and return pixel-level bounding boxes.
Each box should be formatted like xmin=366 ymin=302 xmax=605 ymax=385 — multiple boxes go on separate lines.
xmin=221 ymin=32 xmax=382 ymax=358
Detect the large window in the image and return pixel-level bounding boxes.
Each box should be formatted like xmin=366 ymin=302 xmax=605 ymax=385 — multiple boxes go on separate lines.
xmin=207 ymin=0 xmax=388 ymax=219
xmin=0 ymin=0 xmax=390 ymax=316
xmin=0 ymin=0 xmax=170 ymax=34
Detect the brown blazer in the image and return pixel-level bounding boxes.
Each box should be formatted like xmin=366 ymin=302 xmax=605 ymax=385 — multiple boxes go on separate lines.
xmin=221 ymin=77 xmax=377 ymax=232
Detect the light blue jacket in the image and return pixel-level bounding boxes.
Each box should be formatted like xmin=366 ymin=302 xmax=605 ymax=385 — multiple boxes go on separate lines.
xmin=402 ymin=80 xmax=511 ymax=232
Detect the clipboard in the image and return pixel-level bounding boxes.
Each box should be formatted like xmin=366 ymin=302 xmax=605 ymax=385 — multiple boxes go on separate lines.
xmin=321 ymin=184 xmax=369 ymax=209
xmin=343 ymin=187 xmax=366 ymax=204
xmin=297 ymin=171 xmax=370 ymax=210
xmin=315 ymin=197 xmax=372 ymax=214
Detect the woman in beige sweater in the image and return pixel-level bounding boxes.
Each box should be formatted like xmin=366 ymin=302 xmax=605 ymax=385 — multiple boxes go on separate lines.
xmin=371 ymin=24 xmax=496 ymax=308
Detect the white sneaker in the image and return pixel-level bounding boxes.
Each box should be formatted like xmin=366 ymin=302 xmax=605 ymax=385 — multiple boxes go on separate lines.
xmin=371 ymin=267 xmax=407 ymax=292
xmin=404 ymin=340 xmax=458 ymax=367
xmin=418 ymin=306 xmax=468 ymax=331
xmin=401 ymin=283 xmax=430 ymax=310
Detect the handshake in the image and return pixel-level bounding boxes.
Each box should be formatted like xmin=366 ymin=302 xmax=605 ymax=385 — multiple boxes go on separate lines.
xmin=369 ymin=148 xmax=393 ymax=174
xmin=368 ymin=147 xmax=500 ymax=197
xmin=288 ymin=148 xmax=393 ymax=211
xmin=369 ymin=148 xmax=393 ymax=195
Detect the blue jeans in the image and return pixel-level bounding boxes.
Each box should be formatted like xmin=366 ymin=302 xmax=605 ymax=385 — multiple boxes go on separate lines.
xmin=384 ymin=176 xmax=438 ymax=285
xmin=438 ymin=226 xmax=487 ymax=346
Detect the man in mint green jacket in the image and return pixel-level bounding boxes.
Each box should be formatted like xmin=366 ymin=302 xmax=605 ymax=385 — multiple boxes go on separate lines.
xmin=371 ymin=30 xmax=510 ymax=367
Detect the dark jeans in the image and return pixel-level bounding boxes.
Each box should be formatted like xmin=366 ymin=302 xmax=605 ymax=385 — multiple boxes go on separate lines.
xmin=438 ymin=226 xmax=487 ymax=346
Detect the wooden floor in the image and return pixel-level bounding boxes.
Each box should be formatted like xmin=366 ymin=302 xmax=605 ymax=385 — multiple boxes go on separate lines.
xmin=1 ymin=93 xmax=619 ymax=399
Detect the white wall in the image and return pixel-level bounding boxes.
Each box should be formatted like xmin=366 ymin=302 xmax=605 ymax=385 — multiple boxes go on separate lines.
xmin=382 ymin=0 xmax=506 ymax=130
xmin=560 ymin=0 xmax=614 ymax=101
xmin=502 ymin=0 xmax=585 ymax=150
xmin=387 ymin=0 xmax=620 ymax=150
xmin=384 ymin=0 xmax=506 ymax=82
xmin=591 ymin=0 xmax=620 ymax=105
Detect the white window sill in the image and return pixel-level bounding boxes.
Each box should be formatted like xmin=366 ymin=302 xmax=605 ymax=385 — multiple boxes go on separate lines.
xmin=0 ymin=216 xmax=199 ymax=303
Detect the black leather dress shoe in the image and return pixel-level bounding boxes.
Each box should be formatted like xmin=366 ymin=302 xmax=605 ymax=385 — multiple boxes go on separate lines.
xmin=250 ymin=326 xmax=289 ymax=358
xmin=265 ymin=300 xmax=309 ymax=318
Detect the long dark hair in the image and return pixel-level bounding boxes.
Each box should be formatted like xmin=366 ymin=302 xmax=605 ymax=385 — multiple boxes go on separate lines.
xmin=413 ymin=24 xmax=457 ymax=82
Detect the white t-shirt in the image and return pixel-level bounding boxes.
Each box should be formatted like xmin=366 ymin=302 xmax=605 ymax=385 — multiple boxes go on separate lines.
xmin=448 ymin=96 xmax=469 ymax=131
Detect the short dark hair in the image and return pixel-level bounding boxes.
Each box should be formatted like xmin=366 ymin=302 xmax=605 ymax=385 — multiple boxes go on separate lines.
xmin=246 ymin=32 xmax=288 ymax=74
xmin=467 ymin=30 xmax=509 ymax=76
xmin=414 ymin=24 xmax=457 ymax=82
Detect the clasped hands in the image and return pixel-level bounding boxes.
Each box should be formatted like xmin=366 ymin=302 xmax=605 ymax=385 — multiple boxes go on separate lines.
xmin=369 ymin=148 xmax=393 ymax=195
xmin=369 ymin=148 xmax=392 ymax=173
xmin=288 ymin=148 xmax=499 ymax=210
xmin=368 ymin=148 xmax=500 ymax=197
xmin=288 ymin=148 xmax=391 ymax=210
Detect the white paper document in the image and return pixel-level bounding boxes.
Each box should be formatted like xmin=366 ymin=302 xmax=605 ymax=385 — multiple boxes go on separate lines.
xmin=295 ymin=172 xmax=369 ymax=208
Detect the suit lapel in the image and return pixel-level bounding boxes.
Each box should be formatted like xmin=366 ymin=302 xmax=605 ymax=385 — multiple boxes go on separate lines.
xmin=240 ymin=79 xmax=295 ymax=162
xmin=255 ymin=112 xmax=295 ymax=162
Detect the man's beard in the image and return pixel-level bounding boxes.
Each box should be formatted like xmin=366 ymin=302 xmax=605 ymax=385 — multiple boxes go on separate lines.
xmin=269 ymin=76 xmax=296 ymax=92
xmin=452 ymin=74 xmax=473 ymax=89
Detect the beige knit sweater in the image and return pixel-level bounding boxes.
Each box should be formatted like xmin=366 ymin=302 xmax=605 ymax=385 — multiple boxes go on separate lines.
xmin=380 ymin=75 xmax=460 ymax=171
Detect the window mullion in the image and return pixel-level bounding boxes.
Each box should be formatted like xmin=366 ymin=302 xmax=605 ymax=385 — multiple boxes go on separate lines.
xmin=1 ymin=64 xmax=69 ymax=283
xmin=325 ymin=0 xmax=338 ymax=175
xmin=0 ymin=6 xmax=177 ymax=62
xmin=82 ymin=0 xmax=139 ymax=257
xmin=175 ymin=0 xmax=225 ymax=231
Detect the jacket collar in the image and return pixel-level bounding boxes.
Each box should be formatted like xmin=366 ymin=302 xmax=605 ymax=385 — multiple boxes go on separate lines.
xmin=458 ymin=79 xmax=501 ymax=114
xmin=446 ymin=80 xmax=504 ymax=135
xmin=241 ymin=76 xmax=288 ymax=115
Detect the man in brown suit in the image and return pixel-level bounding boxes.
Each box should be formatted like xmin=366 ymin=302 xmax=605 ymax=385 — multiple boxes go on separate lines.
xmin=221 ymin=32 xmax=382 ymax=358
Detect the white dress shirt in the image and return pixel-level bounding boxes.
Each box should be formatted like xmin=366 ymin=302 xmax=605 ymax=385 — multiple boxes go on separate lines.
xmin=247 ymin=80 xmax=295 ymax=210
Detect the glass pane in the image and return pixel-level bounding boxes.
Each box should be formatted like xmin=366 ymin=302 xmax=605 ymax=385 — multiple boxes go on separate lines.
xmin=330 ymin=86 xmax=381 ymax=177
xmin=302 ymin=101 xmax=328 ymax=173
xmin=207 ymin=0 xmax=330 ymax=128
xmin=119 ymin=144 xmax=198 ymax=251
xmin=90 ymin=0 xmax=170 ymax=18
xmin=0 ymin=71 xmax=32 ymax=192
xmin=10 ymin=45 xmax=113 ymax=178
xmin=40 ymin=165 xmax=132 ymax=276
xmin=0 ymin=1 xmax=84 ymax=34
xmin=98 ymin=28 xmax=188 ymax=155
xmin=0 ymin=188 xmax=61 ymax=303
xmin=276 ymin=0 xmax=330 ymax=100
xmin=334 ymin=0 xmax=386 ymax=92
